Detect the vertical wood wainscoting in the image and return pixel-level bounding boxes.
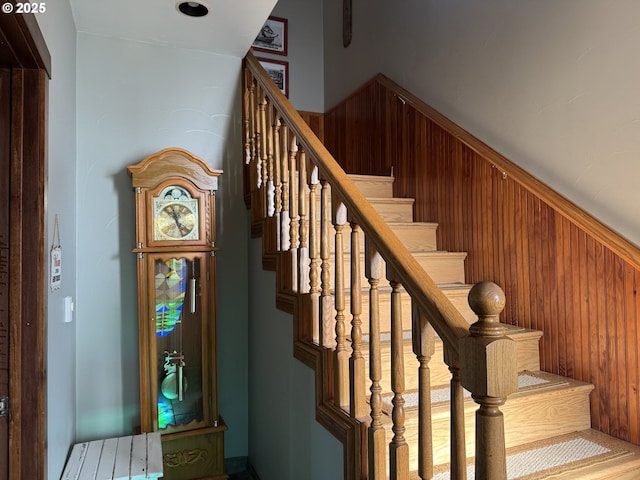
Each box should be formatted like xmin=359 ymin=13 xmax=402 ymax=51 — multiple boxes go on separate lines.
xmin=324 ymin=74 xmax=640 ymax=446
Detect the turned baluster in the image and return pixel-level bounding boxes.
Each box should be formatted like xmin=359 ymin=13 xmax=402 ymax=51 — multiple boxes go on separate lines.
xmin=266 ymin=104 xmax=275 ymax=217
xmin=365 ymin=239 xmax=386 ymax=479
xmin=388 ymin=269 xmax=409 ymax=479
xmin=319 ymin=179 xmax=335 ymax=347
xmin=460 ymin=282 xmax=518 ymax=480
xmin=444 ymin=346 xmax=467 ymax=480
xmin=307 ymin=163 xmax=320 ymax=343
xmin=288 ymin=136 xmax=299 ymax=291
xmin=298 ymin=147 xmax=309 ymax=293
xmin=247 ymin=76 xmax=257 ymax=169
xmin=252 ymin=84 xmax=262 ymax=191
xmin=412 ymin=305 xmax=435 ymax=480
xmin=248 ymin=85 xmax=266 ymax=222
xmin=272 ymin=115 xmax=283 ymax=249
xmin=333 ymin=200 xmax=349 ymax=409
xmin=349 ymin=222 xmax=366 ymax=418
xmin=257 ymin=88 xmax=268 ymax=191
xmin=279 ymin=123 xmax=290 ymax=250
xmin=242 ymin=70 xmax=253 ymax=165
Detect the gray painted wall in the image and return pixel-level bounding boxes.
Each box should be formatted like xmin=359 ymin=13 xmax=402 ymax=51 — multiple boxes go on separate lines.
xmin=262 ymin=0 xmax=324 ymax=111
xmin=74 ymin=33 xmax=249 ymax=458
xmin=35 ymin=3 xmax=78 ymax=478
xmin=246 ymin=0 xmax=344 ymax=477
xmin=323 ymin=0 xmax=640 ymax=247
xmin=247 ymin=240 xmax=343 ymax=479
xmin=37 ymin=0 xmax=332 ymax=476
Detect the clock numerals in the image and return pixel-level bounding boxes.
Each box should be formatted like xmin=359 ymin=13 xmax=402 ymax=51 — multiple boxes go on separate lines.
xmin=155 ymin=201 xmax=199 ymax=241
xmin=164 ymin=204 xmax=194 ymax=236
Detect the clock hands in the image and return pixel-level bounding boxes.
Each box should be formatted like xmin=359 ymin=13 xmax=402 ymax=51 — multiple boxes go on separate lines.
xmin=158 ymin=203 xmax=195 ymax=239
xmin=166 ymin=205 xmax=193 ymax=236
xmin=167 ymin=205 xmax=186 ymax=232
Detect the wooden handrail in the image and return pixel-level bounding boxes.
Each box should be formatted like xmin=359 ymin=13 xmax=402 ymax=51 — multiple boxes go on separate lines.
xmin=244 ymin=52 xmax=517 ymax=480
xmin=372 ymin=73 xmax=640 ymax=271
xmin=245 ymin=53 xmax=470 ymax=351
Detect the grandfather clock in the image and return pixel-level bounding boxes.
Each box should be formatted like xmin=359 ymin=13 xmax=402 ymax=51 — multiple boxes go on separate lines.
xmin=128 ymin=148 xmax=227 ymax=480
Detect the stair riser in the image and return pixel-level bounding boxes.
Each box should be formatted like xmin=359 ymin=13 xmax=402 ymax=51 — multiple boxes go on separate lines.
xmin=387 ymin=385 xmax=592 ymax=470
xmin=342 ymin=287 xmax=476 ymax=336
xmin=349 ymin=174 xmax=395 ymax=198
xmin=369 ymin=200 xmax=414 ymax=223
xmin=334 ymin=252 xmax=466 ymax=288
xmin=323 ymin=223 xmax=438 ymax=253
xmin=363 ymin=332 xmax=542 ymax=395
xmin=313 ymin=195 xmax=414 ymax=223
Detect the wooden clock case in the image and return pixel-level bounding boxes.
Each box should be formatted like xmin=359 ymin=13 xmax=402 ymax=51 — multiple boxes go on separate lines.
xmin=128 ymin=148 xmax=227 ymax=480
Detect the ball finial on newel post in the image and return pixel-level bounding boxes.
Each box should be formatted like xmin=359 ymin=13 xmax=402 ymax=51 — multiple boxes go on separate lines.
xmin=468 ymin=281 xmax=506 ymax=337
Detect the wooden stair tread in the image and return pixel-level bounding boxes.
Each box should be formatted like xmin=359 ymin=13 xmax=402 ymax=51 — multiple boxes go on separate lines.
xmin=381 ymin=371 xmax=594 ymax=469
xmin=336 ymin=250 xmax=466 ymax=258
xmin=361 ymin=323 xmax=542 ymax=343
xmin=366 ymin=197 xmax=415 ymax=204
xmin=386 ymin=221 xmax=438 ymax=227
xmin=408 ymin=429 xmax=640 ymax=479
xmin=327 ymin=221 xmax=438 ymax=252
xmin=381 ymin=371 xmax=591 ymax=414
xmin=359 ymin=325 xmax=544 ymax=387
xmin=340 ymin=281 xmax=471 ymax=294
xmin=530 ymin=429 xmax=640 ymax=479
xmin=348 ymin=173 xmax=395 ymax=181
xmin=336 ymin=250 xmax=467 ymax=284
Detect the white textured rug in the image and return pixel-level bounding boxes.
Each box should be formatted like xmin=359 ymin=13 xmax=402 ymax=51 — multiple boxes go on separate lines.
xmin=429 ymin=431 xmax=631 ymax=480
xmin=383 ymin=372 xmax=554 ymax=410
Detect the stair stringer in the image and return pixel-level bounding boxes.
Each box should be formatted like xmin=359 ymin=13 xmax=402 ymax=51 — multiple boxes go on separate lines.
xmin=257 ymin=229 xmax=369 ymax=480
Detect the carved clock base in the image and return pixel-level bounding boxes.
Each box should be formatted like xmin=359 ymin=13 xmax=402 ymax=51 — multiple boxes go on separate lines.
xmin=161 ymin=419 xmax=228 ymax=480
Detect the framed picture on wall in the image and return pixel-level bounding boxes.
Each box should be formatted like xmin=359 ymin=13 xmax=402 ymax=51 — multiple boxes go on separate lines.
xmin=257 ymin=57 xmax=289 ymax=97
xmin=253 ymin=16 xmax=288 ymax=55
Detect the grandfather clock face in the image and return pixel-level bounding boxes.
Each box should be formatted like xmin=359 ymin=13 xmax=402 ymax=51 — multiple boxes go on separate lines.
xmin=153 ymin=186 xmax=200 ymax=242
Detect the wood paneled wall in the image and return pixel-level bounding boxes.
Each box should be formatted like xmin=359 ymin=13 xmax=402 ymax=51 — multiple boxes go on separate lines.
xmin=323 ymin=75 xmax=640 ymax=445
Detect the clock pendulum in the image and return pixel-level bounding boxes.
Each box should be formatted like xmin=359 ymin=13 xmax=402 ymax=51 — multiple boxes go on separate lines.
xmin=158 ymin=258 xmax=188 ymax=403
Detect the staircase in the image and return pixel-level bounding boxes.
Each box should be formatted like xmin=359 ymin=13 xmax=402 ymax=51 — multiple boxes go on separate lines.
xmin=242 ymin=51 xmax=640 ymax=479
xmin=347 ymin=174 xmax=640 ymax=478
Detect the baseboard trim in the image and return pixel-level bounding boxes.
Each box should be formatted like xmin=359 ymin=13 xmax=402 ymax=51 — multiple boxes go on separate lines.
xmin=247 ymin=460 xmax=261 ymax=480
xmin=224 ymin=456 xmax=261 ymax=479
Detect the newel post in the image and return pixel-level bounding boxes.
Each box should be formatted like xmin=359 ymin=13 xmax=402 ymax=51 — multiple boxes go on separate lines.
xmin=459 ymin=282 xmax=517 ymax=480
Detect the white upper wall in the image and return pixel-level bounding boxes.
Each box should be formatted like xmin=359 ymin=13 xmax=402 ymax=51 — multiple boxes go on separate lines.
xmin=70 ymin=0 xmax=277 ymax=58
xmin=324 ymin=0 xmax=640 ymax=246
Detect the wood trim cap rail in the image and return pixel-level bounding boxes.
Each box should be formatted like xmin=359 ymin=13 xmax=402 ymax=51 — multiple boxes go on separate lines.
xmin=372 ymin=73 xmax=640 ymax=271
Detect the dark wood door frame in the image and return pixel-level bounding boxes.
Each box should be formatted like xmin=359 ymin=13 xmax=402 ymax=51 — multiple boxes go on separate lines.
xmin=0 ymin=7 xmax=50 ymax=480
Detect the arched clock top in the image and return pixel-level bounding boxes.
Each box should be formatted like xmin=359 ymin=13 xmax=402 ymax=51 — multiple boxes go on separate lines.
xmin=129 ymin=148 xmax=223 ymax=250
xmin=127 ymin=147 xmax=223 ymax=192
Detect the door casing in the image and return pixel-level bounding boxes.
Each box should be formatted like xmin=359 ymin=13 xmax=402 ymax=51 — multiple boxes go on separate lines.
xmin=0 ymin=8 xmax=50 ymax=480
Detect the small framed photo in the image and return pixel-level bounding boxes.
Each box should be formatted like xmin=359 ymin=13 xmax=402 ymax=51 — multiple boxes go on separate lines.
xmin=253 ymin=16 xmax=288 ymax=56
xmin=257 ymin=57 xmax=289 ymax=97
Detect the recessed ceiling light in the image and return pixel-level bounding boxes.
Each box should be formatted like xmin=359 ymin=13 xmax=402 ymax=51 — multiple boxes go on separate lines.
xmin=177 ymin=1 xmax=209 ymax=17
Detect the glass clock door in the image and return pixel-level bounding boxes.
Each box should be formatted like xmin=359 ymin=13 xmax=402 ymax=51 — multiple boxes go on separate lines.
xmin=151 ymin=253 xmax=209 ymax=431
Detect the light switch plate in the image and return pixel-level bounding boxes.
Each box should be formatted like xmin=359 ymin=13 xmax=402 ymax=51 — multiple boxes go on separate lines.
xmin=64 ymin=296 xmax=74 ymax=323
